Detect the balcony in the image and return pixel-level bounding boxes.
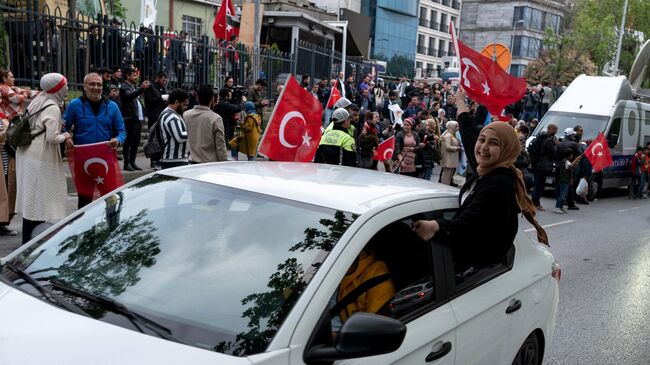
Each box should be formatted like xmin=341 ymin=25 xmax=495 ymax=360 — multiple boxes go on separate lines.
xmin=418 ymin=17 xmax=429 ymax=27
xmin=417 ymin=45 xmax=427 ymax=55
xmin=429 ymin=20 xmax=439 ymax=30
xmin=441 ymin=0 xmax=450 ymax=6
xmin=438 ymin=50 xmax=447 ymax=57
xmin=427 ymin=48 xmax=436 ymax=56
xmin=440 ymin=24 xmax=449 ymax=33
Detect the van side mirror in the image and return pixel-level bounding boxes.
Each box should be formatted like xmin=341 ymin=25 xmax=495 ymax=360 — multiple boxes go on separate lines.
xmin=607 ymin=134 xmax=618 ymax=148
xmin=304 ymin=313 xmax=406 ymax=364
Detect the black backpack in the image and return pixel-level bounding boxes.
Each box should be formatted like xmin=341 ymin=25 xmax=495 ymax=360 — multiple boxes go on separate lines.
xmin=143 ymin=119 xmax=166 ymax=160
xmin=526 ymin=134 xmax=546 ymax=165
xmin=6 ymin=104 xmax=57 ymax=148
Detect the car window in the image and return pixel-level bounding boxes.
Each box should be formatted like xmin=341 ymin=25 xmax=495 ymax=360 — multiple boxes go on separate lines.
xmin=1 ymin=175 xmax=357 ymax=357
xmin=330 ymin=216 xmax=436 ymax=330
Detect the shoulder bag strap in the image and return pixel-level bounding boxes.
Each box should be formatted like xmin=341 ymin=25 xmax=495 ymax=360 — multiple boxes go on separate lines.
xmin=329 ymin=273 xmax=392 ymax=317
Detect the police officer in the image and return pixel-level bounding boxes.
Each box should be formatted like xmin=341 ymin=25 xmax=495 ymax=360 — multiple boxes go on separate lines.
xmin=315 ymin=109 xmax=357 ymax=166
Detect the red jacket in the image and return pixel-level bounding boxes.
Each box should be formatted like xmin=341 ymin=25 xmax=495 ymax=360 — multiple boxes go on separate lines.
xmin=631 ymin=152 xmax=648 ymax=174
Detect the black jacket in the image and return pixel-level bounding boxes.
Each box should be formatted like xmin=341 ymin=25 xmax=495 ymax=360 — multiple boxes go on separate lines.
xmin=418 ymin=129 xmax=436 ymax=169
xmin=144 ymin=82 xmax=167 ymax=122
xmin=120 ymin=81 xmax=145 ymax=120
xmin=532 ymin=132 xmax=557 ymax=173
xmin=435 ymin=111 xmax=518 ymax=268
xmin=213 ymin=100 xmax=242 ymax=140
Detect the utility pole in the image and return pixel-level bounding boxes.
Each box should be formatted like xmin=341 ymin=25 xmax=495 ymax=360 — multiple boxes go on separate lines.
xmin=254 ymin=0 xmax=260 ymax=81
xmin=612 ymin=0 xmax=629 ymax=76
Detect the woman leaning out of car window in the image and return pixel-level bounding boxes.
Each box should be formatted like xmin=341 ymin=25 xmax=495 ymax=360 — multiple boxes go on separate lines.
xmin=413 ymin=87 xmax=548 ymax=266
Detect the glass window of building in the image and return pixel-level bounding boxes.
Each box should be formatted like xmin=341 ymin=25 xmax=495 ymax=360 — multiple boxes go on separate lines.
xmin=511 ymin=64 xmax=526 ymax=77
xmin=530 ymin=8 xmax=543 ymax=30
xmin=429 ymin=37 xmax=437 ymax=56
xmin=430 ymin=10 xmax=438 ymax=29
xmin=416 ymin=61 xmax=423 ymax=69
xmin=438 ymin=39 xmax=446 ymax=57
xmin=514 ymin=6 xmax=528 ymax=25
xmin=451 ymin=16 xmax=457 ymax=29
xmin=440 ymin=13 xmax=448 ymax=32
xmin=545 ymin=13 xmax=561 ymax=34
xmin=418 ymin=34 xmax=426 ymax=54
xmin=182 ymin=15 xmax=202 ymax=38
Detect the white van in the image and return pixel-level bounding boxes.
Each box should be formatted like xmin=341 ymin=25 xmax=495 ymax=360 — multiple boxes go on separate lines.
xmin=529 ymin=75 xmax=650 ymax=195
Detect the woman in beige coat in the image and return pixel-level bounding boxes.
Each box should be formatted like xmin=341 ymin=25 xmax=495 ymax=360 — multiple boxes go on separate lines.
xmin=439 ymin=120 xmax=461 ymax=186
xmin=0 ymin=117 xmax=17 ymax=235
xmin=15 ymin=73 xmax=71 ymax=243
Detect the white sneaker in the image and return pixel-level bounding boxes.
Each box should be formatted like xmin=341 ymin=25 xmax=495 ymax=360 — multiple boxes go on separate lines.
xmin=552 ymin=208 xmax=564 ymax=214
xmin=561 ymin=207 xmax=568 ymax=213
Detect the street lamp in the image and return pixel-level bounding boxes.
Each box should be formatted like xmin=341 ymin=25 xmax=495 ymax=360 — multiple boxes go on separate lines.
xmin=509 ymin=19 xmax=525 ymax=74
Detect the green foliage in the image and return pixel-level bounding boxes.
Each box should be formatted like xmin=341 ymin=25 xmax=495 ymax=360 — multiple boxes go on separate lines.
xmin=386 ymin=54 xmax=414 ymax=79
xmin=109 ymin=0 xmax=127 ymax=19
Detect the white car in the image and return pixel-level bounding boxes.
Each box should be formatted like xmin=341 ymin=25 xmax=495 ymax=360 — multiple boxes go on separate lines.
xmin=0 ymin=162 xmax=559 ymax=365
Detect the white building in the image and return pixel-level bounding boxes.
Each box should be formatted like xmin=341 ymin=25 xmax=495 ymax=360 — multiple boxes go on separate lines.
xmin=415 ymin=0 xmax=461 ymax=79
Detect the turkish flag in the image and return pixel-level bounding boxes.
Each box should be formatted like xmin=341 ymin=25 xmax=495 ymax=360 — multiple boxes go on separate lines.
xmin=373 ymin=136 xmax=395 ymax=161
xmin=450 ymin=23 xmax=527 ymax=116
xmin=584 ymin=132 xmax=613 ymax=172
xmin=326 ymin=80 xmax=342 ymax=109
xmin=213 ymin=0 xmax=239 ymax=41
xmin=258 ymin=76 xmax=324 ymax=162
xmin=67 ymin=142 xmax=124 ymax=200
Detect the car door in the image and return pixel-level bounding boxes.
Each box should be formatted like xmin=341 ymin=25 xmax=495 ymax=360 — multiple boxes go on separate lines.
xmin=444 ymin=239 xmax=526 ymax=365
xmin=289 ymin=199 xmax=458 ymax=365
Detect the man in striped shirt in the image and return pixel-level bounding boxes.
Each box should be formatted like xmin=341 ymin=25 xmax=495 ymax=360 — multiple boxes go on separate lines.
xmin=159 ymin=89 xmax=190 ymax=169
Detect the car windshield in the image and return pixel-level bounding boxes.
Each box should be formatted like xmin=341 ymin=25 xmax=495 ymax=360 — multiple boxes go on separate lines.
xmin=1 ymin=175 xmax=356 ymax=356
xmin=534 ymin=111 xmax=609 ymax=141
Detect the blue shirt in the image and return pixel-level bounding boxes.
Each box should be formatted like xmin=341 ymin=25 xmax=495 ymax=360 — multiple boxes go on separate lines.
xmin=64 ymin=97 xmax=126 ymax=145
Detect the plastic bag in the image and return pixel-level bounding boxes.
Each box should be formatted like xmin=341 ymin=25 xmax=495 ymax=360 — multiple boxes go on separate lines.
xmin=576 ymin=177 xmax=588 ymax=198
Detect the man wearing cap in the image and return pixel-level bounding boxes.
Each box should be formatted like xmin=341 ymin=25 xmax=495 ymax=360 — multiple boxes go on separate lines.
xmin=315 ymin=108 xmax=357 ymax=167
xmin=327 ymin=98 xmax=358 ymax=138
xmin=64 ymin=72 xmax=126 ymax=209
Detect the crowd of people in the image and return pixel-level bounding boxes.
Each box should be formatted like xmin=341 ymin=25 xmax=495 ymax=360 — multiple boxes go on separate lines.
xmin=2 ymin=64 xmax=650 ymax=244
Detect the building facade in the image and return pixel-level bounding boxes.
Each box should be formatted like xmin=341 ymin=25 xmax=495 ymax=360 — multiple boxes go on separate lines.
xmin=415 ymin=0 xmax=461 ymax=79
xmin=459 ymin=0 xmax=566 ymax=77
xmin=361 ymin=0 xmax=420 ymax=78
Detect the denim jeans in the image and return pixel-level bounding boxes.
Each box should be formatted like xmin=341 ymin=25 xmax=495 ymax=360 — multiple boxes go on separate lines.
xmin=635 ymin=173 xmax=647 ymax=198
xmin=555 ymin=182 xmax=569 ymax=208
xmin=421 ymin=167 xmax=432 ymax=181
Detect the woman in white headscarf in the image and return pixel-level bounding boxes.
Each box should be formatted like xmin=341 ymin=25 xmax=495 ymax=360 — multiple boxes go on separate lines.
xmin=439 ymin=120 xmax=461 ymax=186
xmin=15 ymin=73 xmax=71 ymax=243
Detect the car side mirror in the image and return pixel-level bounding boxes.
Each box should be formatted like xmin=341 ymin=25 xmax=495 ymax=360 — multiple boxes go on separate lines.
xmin=607 ymin=134 xmax=618 ymax=148
xmin=304 ymin=313 xmax=406 ymax=364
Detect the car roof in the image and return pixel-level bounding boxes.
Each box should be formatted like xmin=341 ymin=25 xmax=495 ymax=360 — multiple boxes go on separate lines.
xmin=160 ymin=162 xmax=459 ymax=214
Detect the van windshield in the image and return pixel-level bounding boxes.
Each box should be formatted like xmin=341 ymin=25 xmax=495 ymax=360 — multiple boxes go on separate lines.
xmin=534 ymin=111 xmax=609 ymax=141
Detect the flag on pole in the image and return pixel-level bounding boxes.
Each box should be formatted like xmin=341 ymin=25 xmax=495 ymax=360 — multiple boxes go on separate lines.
xmin=449 ymin=22 xmax=527 ymax=116
xmin=213 ymin=0 xmax=239 ymax=41
xmin=584 ymin=132 xmax=613 ymax=172
xmin=373 ymin=136 xmax=395 ymax=161
xmin=140 ymin=0 xmax=157 ymax=27
xmin=326 ymin=80 xmax=342 ymax=109
xmin=258 ymin=76 xmax=324 ymax=162
xmin=67 ymin=142 xmax=124 ymax=200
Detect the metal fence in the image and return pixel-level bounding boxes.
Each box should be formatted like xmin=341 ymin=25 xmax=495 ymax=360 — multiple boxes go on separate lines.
xmin=0 ymin=2 xmax=372 ymax=100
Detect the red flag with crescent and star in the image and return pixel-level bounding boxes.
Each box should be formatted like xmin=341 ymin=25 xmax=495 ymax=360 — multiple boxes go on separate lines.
xmin=326 ymin=80 xmax=342 ymax=109
xmin=67 ymin=142 xmax=124 ymax=200
xmin=213 ymin=0 xmax=239 ymax=41
xmin=450 ymin=22 xmax=527 ymax=116
xmin=258 ymin=75 xmax=324 ymax=162
xmin=373 ymin=136 xmax=395 ymax=161
xmin=584 ymin=132 xmax=613 ymax=172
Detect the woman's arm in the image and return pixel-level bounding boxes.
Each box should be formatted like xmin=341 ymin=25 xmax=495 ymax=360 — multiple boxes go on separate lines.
xmin=455 ymin=87 xmax=479 ymax=170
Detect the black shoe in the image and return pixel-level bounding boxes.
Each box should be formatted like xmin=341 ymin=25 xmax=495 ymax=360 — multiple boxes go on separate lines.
xmin=124 ymin=163 xmax=134 ymax=171
xmin=130 ymin=163 xmax=143 ymax=171
xmin=117 ymin=155 xmax=124 ymax=161
xmin=568 ymin=206 xmax=580 ymax=210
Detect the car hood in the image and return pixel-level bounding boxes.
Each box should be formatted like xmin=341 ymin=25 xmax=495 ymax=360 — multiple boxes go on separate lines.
xmin=0 ymin=283 xmax=251 ymax=365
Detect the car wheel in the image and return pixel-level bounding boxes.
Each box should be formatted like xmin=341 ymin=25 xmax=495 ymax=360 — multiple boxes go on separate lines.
xmin=511 ymin=332 xmax=540 ymax=365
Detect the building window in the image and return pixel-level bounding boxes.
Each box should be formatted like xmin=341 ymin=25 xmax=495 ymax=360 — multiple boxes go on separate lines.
xmin=510 ymin=64 xmax=526 ymax=77
xmin=430 ymin=10 xmax=438 ymax=30
xmin=440 ymin=13 xmax=448 ymax=33
xmin=545 ymin=13 xmax=561 ymax=34
xmin=416 ymin=61 xmax=423 ymax=69
xmin=418 ymin=34 xmax=426 ymax=54
xmin=514 ymin=6 xmax=559 ymax=33
xmin=447 ymin=42 xmax=454 ymax=57
xmin=512 ymin=36 xmax=542 ymax=58
xmin=438 ymin=39 xmax=446 ymax=57
xmin=182 ymin=15 xmax=202 ymax=37
xmin=429 ymin=37 xmax=436 ymax=56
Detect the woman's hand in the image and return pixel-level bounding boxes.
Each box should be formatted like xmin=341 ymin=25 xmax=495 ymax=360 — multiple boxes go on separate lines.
xmin=456 ymin=86 xmax=469 ymax=115
xmin=412 ymin=220 xmax=440 ymax=241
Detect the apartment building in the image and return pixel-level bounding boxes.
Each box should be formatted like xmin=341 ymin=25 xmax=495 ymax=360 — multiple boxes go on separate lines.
xmin=415 ymin=0 xmax=461 ymax=79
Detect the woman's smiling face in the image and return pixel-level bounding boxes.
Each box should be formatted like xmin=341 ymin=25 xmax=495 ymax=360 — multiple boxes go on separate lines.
xmin=475 ymin=128 xmax=502 ymax=167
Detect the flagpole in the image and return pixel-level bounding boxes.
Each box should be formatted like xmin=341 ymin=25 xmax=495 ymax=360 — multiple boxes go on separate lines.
xmin=612 ymin=0 xmax=629 ymax=76
xmin=257 ymin=76 xmax=292 ymax=159
xmin=450 ymin=22 xmax=462 ymax=87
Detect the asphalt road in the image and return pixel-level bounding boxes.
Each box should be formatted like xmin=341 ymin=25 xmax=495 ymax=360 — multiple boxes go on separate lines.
xmin=527 ymin=188 xmax=650 ymax=365
xmin=1 ymin=169 xmax=649 ymax=364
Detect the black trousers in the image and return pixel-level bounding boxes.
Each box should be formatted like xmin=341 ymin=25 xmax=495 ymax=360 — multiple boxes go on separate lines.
xmin=22 ymin=218 xmax=44 ymax=244
xmin=123 ymin=118 xmax=142 ymax=165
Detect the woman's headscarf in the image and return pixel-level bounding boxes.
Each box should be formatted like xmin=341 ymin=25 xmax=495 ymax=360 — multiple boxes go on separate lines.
xmin=477 ymin=122 xmax=549 ymax=245
xmin=445 ymin=120 xmax=459 ymax=133
xmin=27 ymin=73 xmax=67 ymax=114
xmin=244 ymin=101 xmax=256 ymax=115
